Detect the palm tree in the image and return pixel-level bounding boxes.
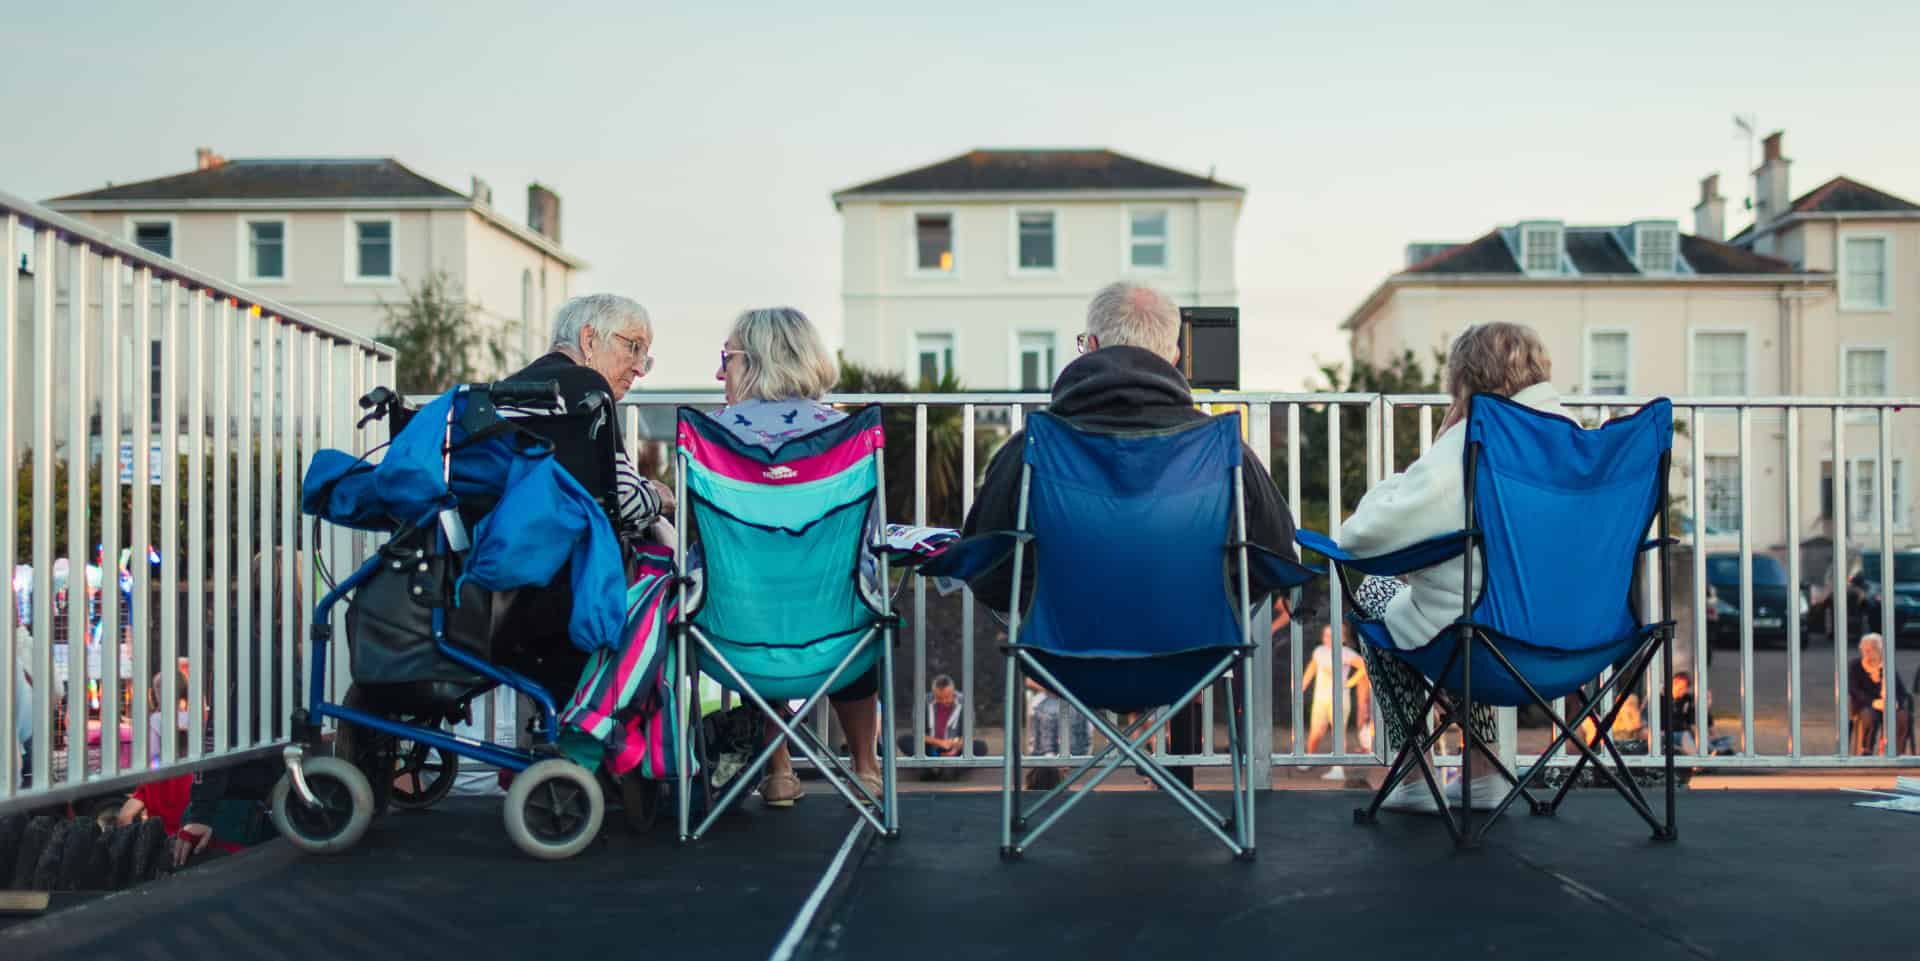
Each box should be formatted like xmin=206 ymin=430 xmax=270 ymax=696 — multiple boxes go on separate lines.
xmin=836 ymin=356 xmax=992 ymax=527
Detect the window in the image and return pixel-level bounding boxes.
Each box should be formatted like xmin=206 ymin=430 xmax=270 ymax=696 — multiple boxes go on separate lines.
xmin=1845 ymin=459 xmax=1909 ymax=531
xmin=1844 ymin=347 xmax=1890 ymax=422
xmin=915 ymin=213 xmax=954 ymax=273
xmin=1519 ymin=222 xmax=1562 ymax=274
xmin=1017 ymin=333 xmax=1056 ymax=391
xmin=353 ymin=219 xmax=393 ymax=280
xmin=1016 ymin=211 xmax=1056 ymax=271
xmin=1586 ymin=331 xmax=1629 ymax=395
xmin=1691 ymin=332 xmax=1747 ymax=396
xmin=1634 ymin=222 xmax=1678 ymax=274
xmin=1703 ymin=456 xmax=1742 ymax=535
xmin=245 ymin=219 xmax=286 ymax=280
xmin=914 ymin=333 xmax=954 ymax=387
xmin=148 ymin=340 xmax=163 ymax=427
xmin=1841 ymin=236 xmax=1890 ymax=310
xmin=1128 ymin=209 xmax=1167 ymax=269
xmin=131 ymin=221 xmax=172 ymax=259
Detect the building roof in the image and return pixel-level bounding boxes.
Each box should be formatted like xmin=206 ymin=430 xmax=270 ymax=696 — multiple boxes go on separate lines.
xmin=48 ymin=158 xmax=467 ymax=203
xmin=1790 ymin=176 xmax=1920 ymax=215
xmin=834 ymin=149 xmax=1241 ymax=198
xmin=1403 ymin=225 xmax=1798 ymax=277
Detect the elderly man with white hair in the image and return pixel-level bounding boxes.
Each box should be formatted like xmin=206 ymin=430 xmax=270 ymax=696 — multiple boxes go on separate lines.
xmin=958 ymin=282 xmax=1299 ymax=788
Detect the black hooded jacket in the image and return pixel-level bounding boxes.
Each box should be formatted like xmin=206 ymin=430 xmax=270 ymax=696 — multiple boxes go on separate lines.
xmin=959 ymin=346 xmax=1298 ymax=612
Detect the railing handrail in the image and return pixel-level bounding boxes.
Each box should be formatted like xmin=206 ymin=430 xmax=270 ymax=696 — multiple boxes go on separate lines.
xmin=609 ymin=389 xmax=1920 ymax=409
xmin=0 ymin=188 xmax=395 ymax=357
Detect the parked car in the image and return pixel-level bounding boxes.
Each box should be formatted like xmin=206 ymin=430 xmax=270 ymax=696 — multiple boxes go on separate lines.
xmin=1856 ymin=550 xmax=1920 ymax=643
xmin=1704 ymin=553 xmax=1809 ymax=648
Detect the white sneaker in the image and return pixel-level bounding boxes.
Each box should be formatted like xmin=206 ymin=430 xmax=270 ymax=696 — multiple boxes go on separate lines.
xmin=1443 ymin=772 xmax=1507 ymax=811
xmin=1320 ymin=765 xmax=1347 ymax=781
xmin=1379 ymin=776 xmax=1442 ymax=814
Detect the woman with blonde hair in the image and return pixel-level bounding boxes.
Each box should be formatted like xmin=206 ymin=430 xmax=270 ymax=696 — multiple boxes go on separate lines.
xmin=710 ymin=307 xmax=882 ymax=808
xmin=1337 ymin=322 xmax=1566 ymax=812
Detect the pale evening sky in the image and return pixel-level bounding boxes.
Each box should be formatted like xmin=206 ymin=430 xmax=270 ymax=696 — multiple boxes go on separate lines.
xmin=2 ymin=1 xmax=1915 ymax=390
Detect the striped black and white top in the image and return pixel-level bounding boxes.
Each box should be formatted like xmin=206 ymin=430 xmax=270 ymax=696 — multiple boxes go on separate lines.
xmin=499 ymin=404 xmax=662 ymax=535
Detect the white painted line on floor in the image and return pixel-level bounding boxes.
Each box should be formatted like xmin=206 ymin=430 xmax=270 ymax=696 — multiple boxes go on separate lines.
xmin=1840 ymin=787 xmax=1904 ymax=798
xmin=769 ymin=818 xmax=868 ymax=961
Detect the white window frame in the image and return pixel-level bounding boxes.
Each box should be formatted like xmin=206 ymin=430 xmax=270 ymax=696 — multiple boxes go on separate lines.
xmin=1582 ymin=326 xmax=1633 ymax=396
xmin=1633 ymin=221 xmax=1679 ymax=274
xmin=237 ymin=215 xmax=291 ymax=284
xmin=1124 ymin=206 xmax=1170 ymax=273
xmin=1844 ymin=456 xmax=1910 ymax=533
xmin=1687 ymin=327 xmax=1751 ymax=397
xmin=1702 ymin=454 xmax=1743 ymax=536
xmin=1009 ymin=207 xmax=1062 ymax=275
xmin=1012 ymin=330 xmax=1058 ymax=392
xmin=344 ymin=215 xmax=397 ymax=283
xmin=1838 ymin=231 xmax=1892 ymax=312
xmin=1517 ymin=221 xmax=1564 ymax=276
xmin=908 ymin=331 xmax=957 ymax=387
xmin=1840 ymin=344 xmax=1893 ymax=423
xmin=907 ymin=208 xmax=959 ymax=278
xmin=123 ymin=215 xmax=177 ymax=261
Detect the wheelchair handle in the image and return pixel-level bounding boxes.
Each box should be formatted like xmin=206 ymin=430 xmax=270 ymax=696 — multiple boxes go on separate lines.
xmin=491 ymin=379 xmax=564 ymax=410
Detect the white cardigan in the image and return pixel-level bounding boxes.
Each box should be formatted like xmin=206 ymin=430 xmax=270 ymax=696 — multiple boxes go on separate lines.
xmin=1337 ymin=383 xmax=1569 ymax=650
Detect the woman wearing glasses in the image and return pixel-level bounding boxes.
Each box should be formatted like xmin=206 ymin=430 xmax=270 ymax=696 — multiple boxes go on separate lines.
xmin=506 ymin=293 xmax=672 ymax=539
xmin=711 ymin=307 xmax=885 ymax=809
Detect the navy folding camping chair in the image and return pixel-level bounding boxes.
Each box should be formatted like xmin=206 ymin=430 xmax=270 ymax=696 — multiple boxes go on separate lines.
xmin=924 ymin=411 xmax=1317 ymax=860
xmin=1297 ymin=394 xmax=1677 ymax=848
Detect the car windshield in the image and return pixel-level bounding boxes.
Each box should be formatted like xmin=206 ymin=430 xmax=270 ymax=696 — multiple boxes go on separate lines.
xmin=1708 ymin=555 xmax=1787 ymax=586
xmin=1860 ymin=552 xmax=1920 ymax=584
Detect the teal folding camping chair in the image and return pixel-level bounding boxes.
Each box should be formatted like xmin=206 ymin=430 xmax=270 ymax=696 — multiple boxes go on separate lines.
xmin=670 ymin=405 xmax=900 ymax=840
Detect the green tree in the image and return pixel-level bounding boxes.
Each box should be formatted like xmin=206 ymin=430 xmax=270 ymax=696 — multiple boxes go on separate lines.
xmin=835 ymin=356 xmax=992 ymax=527
xmin=1279 ymin=348 xmax=1445 ymax=535
xmin=375 ymin=272 xmax=514 ymax=394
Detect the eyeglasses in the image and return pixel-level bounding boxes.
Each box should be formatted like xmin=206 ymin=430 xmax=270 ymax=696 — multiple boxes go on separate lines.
xmin=610 ymin=333 xmax=655 ymax=374
xmin=719 ymin=347 xmax=749 ymax=368
xmin=1075 ymin=332 xmax=1095 ymax=354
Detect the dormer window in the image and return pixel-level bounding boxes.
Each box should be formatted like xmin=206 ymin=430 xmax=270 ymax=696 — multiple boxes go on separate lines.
xmin=1633 ymin=221 xmax=1679 ymax=274
xmin=1518 ymin=221 xmax=1563 ymax=274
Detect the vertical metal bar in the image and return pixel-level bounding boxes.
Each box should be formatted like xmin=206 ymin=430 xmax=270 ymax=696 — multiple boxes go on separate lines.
xmin=1784 ymin=409 xmax=1801 ymax=757
xmin=283 ymin=328 xmax=301 ymax=735
xmin=912 ymin=404 xmax=927 ymax=759
xmin=1878 ymin=408 xmax=1896 ymax=758
xmin=235 ymin=309 xmax=256 ymax=750
xmin=99 ymin=254 xmax=123 ymax=780
xmin=1737 ymin=406 xmax=1754 ymax=755
xmin=130 ymin=266 xmax=153 ymax=771
xmin=1832 ymin=406 xmax=1849 ymax=756
xmin=1247 ymin=401 xmax=1274 ymax=785
xmin=1286 ymin=403 xmax=1303 ymax=756
xmin=211 ymin=299 xmax=232 ymax=756
xmin=64 ymin=241 xmax=90 ymax=785
xmin=1380 ymin=398 xmax=1395 ymax=479
xmin=186 ymin=292 xmax=207 ymax=759
xmin=301 ymin=330 xmax=321 ymax=719
xmin=1327 ymin=402 xmax=1344 ymax=757
xmin=960 ymin=403 xmax=975 ymax=758
xmin=1690 ymin=406 xmax=1708 ymax=753
xmin=338 ymin=349 xmax=361 ymax=705
xmin=159 ymin=282 xmax=181 ymax=767
xmin=0 ymin=214 xmax=16 ymax=795
xmin=30 ymin=228 xmax=55 ymax=787
xmin=1418 ymin=404 xmax=1433 ymax=455
xmin=256 ymin=320 xmax=274 ymax=746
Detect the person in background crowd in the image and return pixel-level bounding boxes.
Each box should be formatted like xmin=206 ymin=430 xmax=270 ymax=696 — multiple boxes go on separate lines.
xmin=897 ymin=675 xmax=989 ymax=781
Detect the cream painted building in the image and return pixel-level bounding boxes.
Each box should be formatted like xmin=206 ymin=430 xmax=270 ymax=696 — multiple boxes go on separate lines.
xmin=1343 ymin=132 xmax=1919 ymax=559
xmin=45 ymin=151 xmax=584 ymax=367
xmin=834 ymin=149 xmax=1242 ymax=391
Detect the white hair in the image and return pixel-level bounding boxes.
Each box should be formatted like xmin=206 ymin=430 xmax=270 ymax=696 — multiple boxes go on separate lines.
xmin=727 ymin=306 xmax=838 ymax=401
xmin=1086 ymin=282 xmax=1179 ymax=362
xmin=550 ymin=293 xmax=651 ymax=351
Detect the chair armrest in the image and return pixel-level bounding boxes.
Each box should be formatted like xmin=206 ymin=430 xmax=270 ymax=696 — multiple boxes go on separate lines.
xmin=1640 ymin=537 xmax=1680 ymax=552
xmin=916 ymin=530 xmax=1033 ymax=581
xmin=1295 ymin=528 xmax=1472 ymax=578
xmin=1232 ymin=542 xmax=1321 ymax=596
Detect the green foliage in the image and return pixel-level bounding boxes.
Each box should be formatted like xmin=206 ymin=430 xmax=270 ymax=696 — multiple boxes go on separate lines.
xmin=1280 ymin=349 xmax=1445 ymax=534
xmin=375 ymin=271 xmax=514 ymax=394
xmin=836 ymin=356 xmax=994 ymax=526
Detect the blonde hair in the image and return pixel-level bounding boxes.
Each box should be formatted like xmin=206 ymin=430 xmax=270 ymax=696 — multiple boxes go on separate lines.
xmin=727 ymin=307 xmax=838 ymax=401
xmin=1445 ymin=322 xmax=1553 ymax=406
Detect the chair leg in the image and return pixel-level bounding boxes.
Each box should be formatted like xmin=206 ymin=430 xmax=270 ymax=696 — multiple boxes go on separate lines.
xmin=1001 ymin=647 xmax=1020 ymax=859
xmin=879 ymin=624 xmax=899 ymax=838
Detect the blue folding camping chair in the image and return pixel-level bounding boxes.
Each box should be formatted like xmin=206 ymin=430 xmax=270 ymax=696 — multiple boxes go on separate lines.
xmin=924 ymin=411 xmax=1317 ymax=860
xmin=1297 ymin=394 xmax=1677 ymax=848
xmin=669 ymin=405 xmax=901 ymax=840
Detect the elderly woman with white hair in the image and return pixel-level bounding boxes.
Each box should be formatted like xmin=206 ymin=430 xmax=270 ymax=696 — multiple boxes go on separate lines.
xmin=1849 ymin=633 xmax=1914 ymax=755
xmin=710 ymin=306 xmax=885 ymax=808
xmin=1338 ymin=321 xmax=1565 ymax=813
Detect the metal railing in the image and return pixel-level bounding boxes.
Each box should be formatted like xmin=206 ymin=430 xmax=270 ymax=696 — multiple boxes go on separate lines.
xmin=622 ymin=389 xmax=1920 ymax=783
xmin=2 ymin=189 xmax=393 ymax=814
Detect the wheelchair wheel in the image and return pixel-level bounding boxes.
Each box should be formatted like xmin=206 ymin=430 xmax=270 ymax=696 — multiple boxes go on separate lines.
xmin=270 ymin=756 xmax=375 ymax=855
xmin=389 ymin=739 xmax=459 ymax=812
xmin=503 ymin=759 xmax=603 ymax=861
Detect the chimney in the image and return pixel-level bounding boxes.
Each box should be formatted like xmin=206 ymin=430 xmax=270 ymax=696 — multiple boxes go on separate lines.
xmin=194 ymin=147 xmax=226 ymax=171
xmin=1754 ymin=131 xmax=1791 ymax=227
xmin=1693 ymin=173 xmax=1726 ymax=242
xmin=527 ymin=184 xmax=561 ymax=243
xmin=470 ymin=176 xmax=493 ymax=207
